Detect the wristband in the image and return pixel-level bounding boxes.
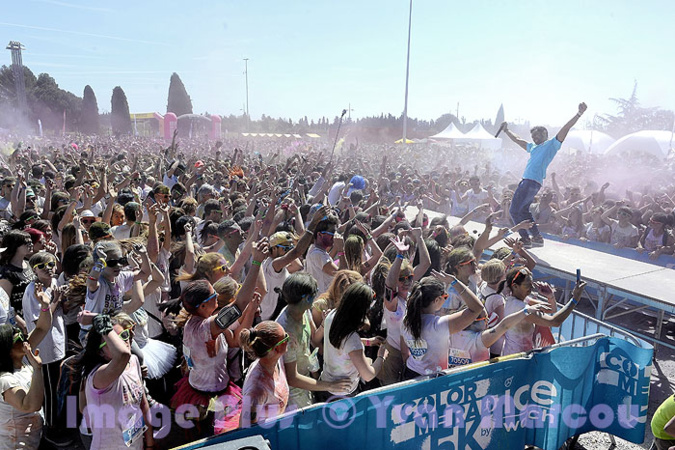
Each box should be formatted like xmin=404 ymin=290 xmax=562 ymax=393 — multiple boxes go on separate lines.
xmin=366 ymin=234 xmax=373 ymax=240
xmin=571 ymin=298 xmax=579 ymax=305
xmin=251 ymin=260 xmax=262 ymax=267
xmin=306 ymin=229 xmax=314 ymax=235
xmin=134 ymin=221 xmax=142 ymax=225
xmin=523 ymin=307 xmax=531 ymax=316
xmin=396 ymin=254 xmax=405 ymax=260
xmin=88 ymin=275 xmax=98 ymax=281
xmin=41 ymin=307 xmax=50 ymax=312
xmin=337 ymin=251 xmax=345 ymax=257
xmin=450 ymin=279 xmax=458 ymax=286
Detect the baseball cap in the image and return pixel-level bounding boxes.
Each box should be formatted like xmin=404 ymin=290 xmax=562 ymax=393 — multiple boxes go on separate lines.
xmin=269 ymin=232 xmax=295 ymax=248
xmin=88 ymin=222 xmax=112 ymax=241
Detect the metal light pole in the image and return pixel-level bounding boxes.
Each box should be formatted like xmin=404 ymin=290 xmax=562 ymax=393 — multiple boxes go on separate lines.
xmin=243 ymin=58 xmax=250 ymax=120
xmin=401 ymin=0 xmax=413 ymax=144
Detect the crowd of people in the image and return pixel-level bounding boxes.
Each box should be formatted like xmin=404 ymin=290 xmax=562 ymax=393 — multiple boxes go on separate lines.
xmin=0 ymin=111 xmax=672 ymax=449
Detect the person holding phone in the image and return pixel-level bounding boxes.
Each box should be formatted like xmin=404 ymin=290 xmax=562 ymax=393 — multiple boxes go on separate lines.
xmin=501 ymin=267 xmax=586 ymax=356
xmin=170 ymin=280 xmax=256 ymax=433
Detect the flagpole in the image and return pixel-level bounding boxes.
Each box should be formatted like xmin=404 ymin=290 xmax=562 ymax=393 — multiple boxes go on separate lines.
xmin=401 ymin=0 xmax=413 ymax=144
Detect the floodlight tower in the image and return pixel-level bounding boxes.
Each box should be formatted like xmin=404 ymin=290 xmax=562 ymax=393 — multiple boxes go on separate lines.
xmin=6 ymin=41 xmax=28 ymax=114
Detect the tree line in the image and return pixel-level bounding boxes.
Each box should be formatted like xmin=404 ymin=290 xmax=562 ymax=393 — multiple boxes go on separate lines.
xmin=0 ymin=65 xmax=672 ymax=141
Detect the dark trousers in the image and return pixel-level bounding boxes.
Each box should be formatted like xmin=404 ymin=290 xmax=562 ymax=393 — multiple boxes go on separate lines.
xmin=509 ymin=179 xmax=542 ymax=241
xmin=43 ymin=358 xmax=65 ymax=428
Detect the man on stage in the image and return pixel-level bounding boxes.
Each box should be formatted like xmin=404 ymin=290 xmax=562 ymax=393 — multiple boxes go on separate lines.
xmin=501 ymin=102 xmax=587 ymax=247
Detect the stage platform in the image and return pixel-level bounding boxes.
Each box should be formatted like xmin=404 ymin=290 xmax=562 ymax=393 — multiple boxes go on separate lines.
xmin=405 ymin=207 xmax=675 ymax=349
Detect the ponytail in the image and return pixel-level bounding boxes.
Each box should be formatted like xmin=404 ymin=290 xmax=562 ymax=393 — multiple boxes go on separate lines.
xmin=403 ymin=277 xmax=445 ymax=340
xmin=404 ymin=283 xmax=424 ymax=340
xmin=239 ymin=321 xmax=283 ymax=360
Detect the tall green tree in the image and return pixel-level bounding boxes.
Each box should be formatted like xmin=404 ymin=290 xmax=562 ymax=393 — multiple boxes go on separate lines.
xmin=599 ymin=82 xmax=675 ymax=138
xmin=80 ymin=85 xmax=100 ymax=135
xmin=167 ymin=73 xmax=193 ymax=116
xmin=111 ymin=86 xmax=132 ymax=136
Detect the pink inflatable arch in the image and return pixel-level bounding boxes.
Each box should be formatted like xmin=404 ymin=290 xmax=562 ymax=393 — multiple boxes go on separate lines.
xmin=210 ymin=115 xmax=222 ymax=140
xmin=164 ymin=112 xmax=177 ymax=140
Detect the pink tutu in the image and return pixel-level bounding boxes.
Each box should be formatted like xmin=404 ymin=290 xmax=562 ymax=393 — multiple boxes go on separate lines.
xmin=170 ymin=376 xmax=242 ymax=433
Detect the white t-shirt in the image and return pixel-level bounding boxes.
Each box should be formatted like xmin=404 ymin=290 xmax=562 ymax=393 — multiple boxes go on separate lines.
xmin=22 ymin=279 xmax=66 ymax=364
xmin=501 ymin=295 xmax=534 ymax=356
xmin=306 ymin=245 xmax=334 ymax=295
xmin=320 ymin=310 xmax=363 ymax=395
xmin=0 ymin=288 xmax=15 ymax=326
xmin=382 ymin=295 xmax=406 ymax=351
xmin=609 ymin=220 xmax=639 ymax=247
xmin=162 ymin=174 xmax=178 ymax=189
xmin=327 ymin=182 xmax=346 ymax=206
xmin=0 ymin=198 xmax=12 ymax=221
xmin=448 ymin=329 xmax=489 ymax=367
xmin=111 ymin=223 xmax=133 ymax=240
xmin=465 ymin=188 xmax=489 ymax=214
xmin=183 ymin=315 xmax=229 ymax=392
xmin=479 ymin=281 xmax=505 ymax=355
xmin=260 ymin=257 xmax=289 ymax=321
xmin=401 ymin=314 xmax=450 ymax=376
xmin=0 ymin=366 xmax=42 ymax=450
xmin=82 ymin=271 xmax=135 ymax=331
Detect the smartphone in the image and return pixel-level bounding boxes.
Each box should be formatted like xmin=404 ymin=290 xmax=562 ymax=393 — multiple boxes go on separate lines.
xmin=215 ymin=304 xmax=242 ymax=329
xmin=576 ymin=268 xmax=581 ymax=284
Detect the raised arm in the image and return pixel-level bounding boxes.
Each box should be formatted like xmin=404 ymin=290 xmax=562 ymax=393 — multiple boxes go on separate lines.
xmin=556 ymin=103 xmax=587 ymax=143
xmin=501 ymin=122 xmax=528 ymax=151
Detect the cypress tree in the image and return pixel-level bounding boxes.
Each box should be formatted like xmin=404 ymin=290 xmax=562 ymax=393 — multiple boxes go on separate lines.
xmin=81 ymin=85 xmax=100 ymax=135
xmin=111 ymin=86 xmax=132 ymax=136
xmin=166 ymin=73 xmax=193 ymax=116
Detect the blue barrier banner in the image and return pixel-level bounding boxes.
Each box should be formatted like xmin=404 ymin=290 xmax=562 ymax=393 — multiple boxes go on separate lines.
xmin=179 ymin=337 xmax=652 ymax=450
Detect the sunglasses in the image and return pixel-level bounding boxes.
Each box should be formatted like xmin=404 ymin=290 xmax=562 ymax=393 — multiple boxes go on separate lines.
xmin=512 ymin=269 xmax=530 ymax=286
xmin=459 ymin=259 xmax=477 ymax=268
xmin=13 ymin=330 xmax=25 ymax=344
xmin=106 ymin=257 xmax=129 ymax=267
xmin=266 ymin=333 xmax=289 ymax=354
xmin=398 ymin=274 xmax=413 ymax=283
xmin=225 ymin=228 xmax=242 ymax=236
xmin=33 ymin=261 xmax=56 ymax=271
xmin=214 ymin=264 xmax=230 ymax=273
xmin=319 ymin=231 xmax=335 ymax=236
xmin=196 ymin=292 xmax=218 ymax=307
xmin=276 ymin=244 xmax=294 ymax=251
xmin=99 ymin=328 xmax=132 ymax=349
xmin=25 ymin=215 xmax=38 ymax=222
xmin=81 ymin=218 xmax=97 ymax=224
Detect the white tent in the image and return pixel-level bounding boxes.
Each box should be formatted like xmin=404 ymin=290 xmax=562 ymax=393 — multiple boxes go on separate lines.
xmin=464 ymin=123 xmax=496 ymax=140
xmin=458 ymin=123 xmax=502 ymax=149
xmin=429 ymin=122 xmax=465 ymax=140
xmin=561 ymin=129 xmax=616 ymax=154
xmin=603 ymin=130 xmax=674 ymax=160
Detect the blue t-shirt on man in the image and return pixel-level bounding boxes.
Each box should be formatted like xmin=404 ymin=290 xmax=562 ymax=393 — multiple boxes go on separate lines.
xmin=521 ymin=138 xmax=562 ymax=185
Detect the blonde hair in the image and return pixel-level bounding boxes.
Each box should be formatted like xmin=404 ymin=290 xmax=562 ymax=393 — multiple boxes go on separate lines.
xmin=318 ymin=270 xmax=363 ymax=310
xmin=481 ymin=259 xmax=506 ymax=285
xmin=176 ymin=252 xmax=226 ymax=282
xmin=343 ymin=235 xmax=364 ymax=273
xmin=213 ymin=276 xmax=239 ymax=309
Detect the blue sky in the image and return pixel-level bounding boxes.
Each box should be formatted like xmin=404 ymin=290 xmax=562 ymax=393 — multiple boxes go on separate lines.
xmin=1 ymin=0 xmax=673 ymax=127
